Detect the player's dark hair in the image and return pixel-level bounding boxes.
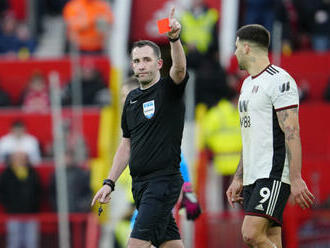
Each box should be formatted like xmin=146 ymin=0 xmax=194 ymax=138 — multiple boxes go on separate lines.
xmin=131 ymin=40 xmax=161 ymax=59
xmin=236 ymin=24 xmax=270 ymax=49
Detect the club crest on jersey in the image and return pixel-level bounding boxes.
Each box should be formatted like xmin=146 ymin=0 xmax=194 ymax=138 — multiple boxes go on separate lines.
xmin=252 ymin=85 xmax=259 ymax=93
xmin=143 ymin=100 xmax=155 ymax=119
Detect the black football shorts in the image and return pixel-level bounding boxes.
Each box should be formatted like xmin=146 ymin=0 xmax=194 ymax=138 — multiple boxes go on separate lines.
xmin=130 ymin=174 xmax=183 ymax=247
xmin=243 ymin=178 xmax=290 ymax=226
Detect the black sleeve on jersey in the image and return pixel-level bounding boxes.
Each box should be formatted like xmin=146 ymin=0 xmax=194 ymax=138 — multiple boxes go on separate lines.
xmin=121 ymin=99 xmax=130 ymax=138
xmin=167 ymin=72 xmax=189 ymax=98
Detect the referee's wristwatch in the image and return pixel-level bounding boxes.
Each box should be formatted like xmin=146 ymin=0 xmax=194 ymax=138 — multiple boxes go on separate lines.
xmin=103 ymin=179 xmax=115 ymax=192
xmin=168 ymin=35 xmax=180 ymax=43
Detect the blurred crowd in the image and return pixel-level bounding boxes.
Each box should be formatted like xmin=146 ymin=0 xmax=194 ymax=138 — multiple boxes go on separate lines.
xmin=0 ymin=0 xmax=328 ymax=58
xmin=240 ymin=0 xmax=330 ymax=53
xmin=0 ymin=0 xmax=113 ymax=57
xmin=0 ymin=64 xmax=110 ymax=109
xmin=0 ymin=12 xmax=36 ymax=58
xmin=0 ymin=0 xmax=328 ymax=110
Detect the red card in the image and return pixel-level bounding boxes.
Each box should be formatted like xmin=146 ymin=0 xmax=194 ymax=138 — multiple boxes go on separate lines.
xmin=157 ymin=18 xmax=171 ymax=34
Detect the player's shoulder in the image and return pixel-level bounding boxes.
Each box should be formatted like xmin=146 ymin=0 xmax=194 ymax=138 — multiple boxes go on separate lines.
xmin=262 ymin=65 xmax=281 ymax=80
xmin=241 ymin=75 xmax=252 ymax=91
xmin=267 ymin=65 xmax=293 ymax=79
xmin=264 ymin=65 xmax=296 ymax=85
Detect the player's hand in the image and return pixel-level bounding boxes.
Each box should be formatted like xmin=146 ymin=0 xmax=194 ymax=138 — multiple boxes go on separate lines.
xmin=91 ymin=185 xmax=112 ymax=207
xmin=226 ymin=178 xmax=243 ymax=208
xmin=290 ymin=177 xmax=314 ymax=210
xmin=168 ymin=7 xmax=181 ymax=39
xmin=180 ymin=182 xmax=202 ymax=220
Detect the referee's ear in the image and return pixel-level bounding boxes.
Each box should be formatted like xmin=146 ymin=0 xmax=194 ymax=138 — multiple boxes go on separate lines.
xmin=157 ymin=58 xmax=163 ymax=70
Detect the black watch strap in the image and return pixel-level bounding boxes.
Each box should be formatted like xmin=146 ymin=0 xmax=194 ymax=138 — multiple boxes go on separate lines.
xmin=103 ymin=179 xmax=115 ymax=191
xmin=168 ymin=35 xmax=180 ymax=42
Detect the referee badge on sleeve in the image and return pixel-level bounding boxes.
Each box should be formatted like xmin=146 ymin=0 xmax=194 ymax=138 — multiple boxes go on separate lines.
xmin=143 ymin=100 xmax=155 ymax=119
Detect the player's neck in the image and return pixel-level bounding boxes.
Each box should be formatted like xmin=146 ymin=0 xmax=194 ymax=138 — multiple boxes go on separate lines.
xmin=247 ymin=55 xmax=270 ymax=78
xmin=140 ymin=73 xmax=161 ymax=90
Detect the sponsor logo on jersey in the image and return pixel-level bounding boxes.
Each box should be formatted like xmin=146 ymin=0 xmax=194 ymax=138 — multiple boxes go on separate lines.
xmin=239 ymin=100 xmax=249 ymax=112
xmin=255 ymin=204 xmax=264 ymax=211
xmin=279 ymin=82 xmax=290 ymax=93
xmin=143 ymin=100 xmax=155 ymax=119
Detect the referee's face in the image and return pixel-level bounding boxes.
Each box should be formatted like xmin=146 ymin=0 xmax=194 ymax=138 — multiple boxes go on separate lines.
xmin=131 ymin=46 xmax=162 ymax=86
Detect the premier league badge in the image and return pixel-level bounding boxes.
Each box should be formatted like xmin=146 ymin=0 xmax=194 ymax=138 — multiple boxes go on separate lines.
xmin=143 ymin=100 xmax=155 ymax=119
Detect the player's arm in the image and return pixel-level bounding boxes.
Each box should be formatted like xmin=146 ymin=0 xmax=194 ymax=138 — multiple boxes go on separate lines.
xmin=168 ymin=8 xmax=186 ymax=84
xmin=91 ymin=137 xmax=130 ymax=206
xmin=233 ymin=153 xmax=243 ymax=181
xmin=226 ymin=152 xmax=243 ymax=208
xmin=276 ymin=107 xmax=314 ymax=209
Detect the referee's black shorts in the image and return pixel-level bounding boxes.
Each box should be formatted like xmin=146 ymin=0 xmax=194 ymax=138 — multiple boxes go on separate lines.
xmin=130 ymin=174 xmax=183 ymax=247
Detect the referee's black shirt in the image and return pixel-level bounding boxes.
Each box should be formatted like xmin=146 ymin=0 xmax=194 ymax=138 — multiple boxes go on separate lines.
xmin=121 ymin=73 xmax=189 ymax=181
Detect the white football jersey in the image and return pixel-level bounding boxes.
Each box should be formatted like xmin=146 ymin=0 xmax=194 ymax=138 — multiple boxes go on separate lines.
xmin=238 ymin=64 xmax=299 ymax=186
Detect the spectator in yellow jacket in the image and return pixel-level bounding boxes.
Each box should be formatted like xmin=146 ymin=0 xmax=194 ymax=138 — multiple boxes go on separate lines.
xmin=202 ymin=89 xmax=241 ymax=209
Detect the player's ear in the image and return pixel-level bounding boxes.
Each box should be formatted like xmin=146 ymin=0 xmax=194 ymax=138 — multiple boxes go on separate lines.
xmin=157 ymin=58 xmax=163 ymax=69
xmin=243 ymin=42 xmax=250 ymax=54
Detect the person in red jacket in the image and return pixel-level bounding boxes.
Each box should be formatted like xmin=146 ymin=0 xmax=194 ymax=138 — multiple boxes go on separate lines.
xmin=21 ymin=72 xmax=49 ymax=113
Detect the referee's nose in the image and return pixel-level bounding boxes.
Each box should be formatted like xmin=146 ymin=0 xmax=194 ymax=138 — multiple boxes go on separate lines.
xmin=137 ymin=61 xmax=147 ymax=71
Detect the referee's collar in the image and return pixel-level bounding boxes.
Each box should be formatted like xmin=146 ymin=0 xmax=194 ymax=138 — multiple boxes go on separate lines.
xmin=139 ymin=78 xmax=161 ymax=92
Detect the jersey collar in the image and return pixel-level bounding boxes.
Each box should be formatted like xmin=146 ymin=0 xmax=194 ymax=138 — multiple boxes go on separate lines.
xmin=251 ymin=64 xmax=271 ymax=79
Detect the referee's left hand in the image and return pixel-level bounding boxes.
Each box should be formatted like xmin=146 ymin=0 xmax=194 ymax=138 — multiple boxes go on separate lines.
xmin=167 ymin=7 xmax=181 ymax=40
xmin=91 ymin=185 xmax=112 ymax=207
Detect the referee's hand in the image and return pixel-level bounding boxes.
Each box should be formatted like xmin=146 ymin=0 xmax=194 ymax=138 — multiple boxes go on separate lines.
xmin=167 ymin=7 xmax=181 ymax=40
xmin=91 ymin=185 xmax=112 ymax=207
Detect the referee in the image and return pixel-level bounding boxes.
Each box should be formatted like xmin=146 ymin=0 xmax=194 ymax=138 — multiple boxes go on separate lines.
xmin=92 ymin=8 xmax=187 ymax=248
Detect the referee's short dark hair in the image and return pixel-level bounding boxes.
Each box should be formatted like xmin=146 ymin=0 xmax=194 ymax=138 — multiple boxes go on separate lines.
xmin=236 ymin=24 xmax=270 ymax=50
xmin=131 ymin=40 xmax=161 ymax=59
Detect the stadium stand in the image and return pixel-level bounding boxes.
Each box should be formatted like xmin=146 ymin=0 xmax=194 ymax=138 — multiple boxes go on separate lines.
xmin=0 ymin=56 xmax=109 ymax=104
xmin=0 ymin=109 xmax=100 ymax=158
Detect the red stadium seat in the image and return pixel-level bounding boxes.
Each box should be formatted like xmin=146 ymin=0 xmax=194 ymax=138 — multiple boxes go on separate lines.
xmin=0 ymin=108 xmax=100 ymax=158
xmin=0 ymin=57 xmax=110 ymax=104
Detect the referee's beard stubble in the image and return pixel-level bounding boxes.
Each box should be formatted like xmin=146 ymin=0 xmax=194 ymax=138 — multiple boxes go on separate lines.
xmin=135 ymin=72 xmax=153 ymax=86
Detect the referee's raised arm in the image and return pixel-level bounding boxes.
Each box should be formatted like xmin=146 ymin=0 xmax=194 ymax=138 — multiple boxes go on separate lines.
xmin=168 ymin=7 xmax=186 ymax=84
